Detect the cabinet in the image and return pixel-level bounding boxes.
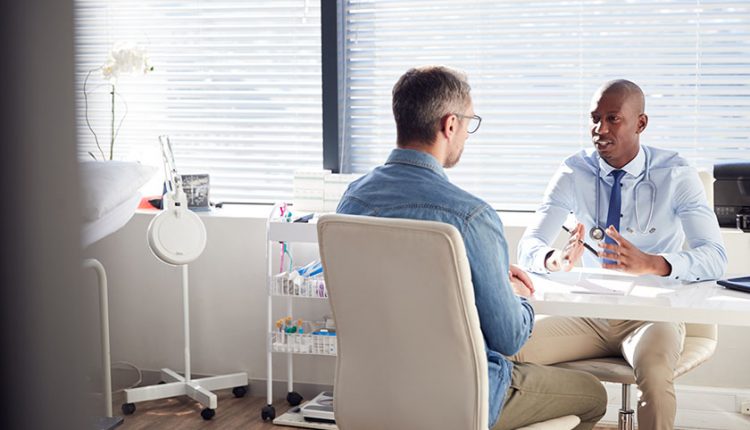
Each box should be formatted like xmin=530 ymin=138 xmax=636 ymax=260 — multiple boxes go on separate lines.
xmin=261 ymin=205 xmax=335 ymax=422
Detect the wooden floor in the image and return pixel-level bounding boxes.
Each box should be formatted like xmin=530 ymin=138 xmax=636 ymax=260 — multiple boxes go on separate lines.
xmin=114 ymin=389 xmax=617 ymax=429
xmin=115 ymin=389 xmax=285 ymax=430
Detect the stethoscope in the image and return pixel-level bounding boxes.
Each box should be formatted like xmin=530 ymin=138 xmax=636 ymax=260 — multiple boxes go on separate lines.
xmin=590 ymin=147 xmax=658 ymax=241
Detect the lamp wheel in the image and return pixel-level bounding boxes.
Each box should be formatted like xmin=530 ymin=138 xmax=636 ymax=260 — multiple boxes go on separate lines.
xmin=121 ymin=403 xmax=136 ymax=415
xmin=232 ymin=385 xmax=248 ymax=398
xmin=287 ymin=391 xmax=303 ymax=406
xmin=261 ymin=404 xmax=276 ymax=421
xmin=201 ymin=407 xmax=215 ymax=420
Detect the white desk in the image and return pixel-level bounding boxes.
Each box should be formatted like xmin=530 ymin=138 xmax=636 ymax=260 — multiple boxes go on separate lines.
xmin=528 ymin=268 xmax=750 ymax=327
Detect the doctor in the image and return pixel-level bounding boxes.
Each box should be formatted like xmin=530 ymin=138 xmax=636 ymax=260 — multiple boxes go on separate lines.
xmin=516 ymin=79 xmax=727 ymax=430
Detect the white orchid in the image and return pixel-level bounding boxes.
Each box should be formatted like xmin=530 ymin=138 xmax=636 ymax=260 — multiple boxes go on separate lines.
xmin=101 ymin=42 xmax=153 ymax=82
xmin=84 ymin=42 xmax=154 ymax=160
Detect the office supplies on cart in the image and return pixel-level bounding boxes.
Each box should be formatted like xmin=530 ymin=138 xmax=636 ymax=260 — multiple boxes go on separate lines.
xmin=271 ymin=319 xmax=337 ymax=356
xmin=297 ymin=260 xmax=323 ymax=277
xmin=273 ymin=269 xmax=328 ymax=298
xmin=263 ymin=204 xmax=336 ymax=422
xmin=300 ymin=391 xmax=336 ymax=423
xmin=294 ymin=213 xmax=315 ymax=223
xmin=271 ymin=406 xmax=338 ymax=430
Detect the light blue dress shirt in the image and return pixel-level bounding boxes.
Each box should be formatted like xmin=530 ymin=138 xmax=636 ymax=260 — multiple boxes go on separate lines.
xmin=518 ymin=145 xmax=727 ymax=282
xmin=338 ymin=148 xmax=535 ymax=428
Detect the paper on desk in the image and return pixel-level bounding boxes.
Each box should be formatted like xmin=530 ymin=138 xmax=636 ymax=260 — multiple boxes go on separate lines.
xmin=541 ymin=270 xmax=636 ymax=296
xmin=569 ymin=277 xmax=635 ymax=295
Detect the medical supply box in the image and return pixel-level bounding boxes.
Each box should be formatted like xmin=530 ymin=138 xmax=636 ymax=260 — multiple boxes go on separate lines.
xmin=713 ymin=162 xmax=750 ymax=232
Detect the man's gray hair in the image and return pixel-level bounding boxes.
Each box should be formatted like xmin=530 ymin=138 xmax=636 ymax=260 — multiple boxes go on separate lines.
xmin=392 ymin=66 xmax=472 ymax=146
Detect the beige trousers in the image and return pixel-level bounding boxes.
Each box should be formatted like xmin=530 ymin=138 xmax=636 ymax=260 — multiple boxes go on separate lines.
xmin=512 ymin=316 xmax=686 ymax=430
xmin=492 ymin=362 xmax=607 ymax=430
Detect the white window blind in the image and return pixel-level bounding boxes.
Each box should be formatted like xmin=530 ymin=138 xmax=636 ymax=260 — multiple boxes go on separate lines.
xmin=342 ymin=0 xmax=750 ymax=210
xmin=75 ymin=0 xmax=322 ymax=203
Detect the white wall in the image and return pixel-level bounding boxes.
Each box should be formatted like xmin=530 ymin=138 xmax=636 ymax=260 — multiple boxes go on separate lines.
xmin=84 ymin=207 xmax=750 ymax=392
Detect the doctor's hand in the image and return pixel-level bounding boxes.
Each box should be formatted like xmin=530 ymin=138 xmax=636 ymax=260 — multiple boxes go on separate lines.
xmin=509 ymin=264 xmax=534 ymax=298
xmin=544 ymin=223 xmax=586 ymax=272
xmin=598 ymin=226 xmax=672 ymax=276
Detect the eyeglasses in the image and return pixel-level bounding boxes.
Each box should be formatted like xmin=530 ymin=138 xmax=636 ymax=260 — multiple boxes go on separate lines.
xmin=453 ymin=113 xmax=482 ymax=134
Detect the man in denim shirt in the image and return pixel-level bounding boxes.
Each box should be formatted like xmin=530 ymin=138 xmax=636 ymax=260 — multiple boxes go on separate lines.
xmin=337 ymin=66 xmax=606 ymax=430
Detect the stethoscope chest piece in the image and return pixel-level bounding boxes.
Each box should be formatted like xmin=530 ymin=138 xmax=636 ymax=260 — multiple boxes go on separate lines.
xmin=590 ymin=226 xmax=605 ymax=241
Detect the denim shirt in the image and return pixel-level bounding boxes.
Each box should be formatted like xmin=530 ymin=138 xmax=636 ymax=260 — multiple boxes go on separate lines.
xmin=337 ymin=148 xmax=535 ymax=428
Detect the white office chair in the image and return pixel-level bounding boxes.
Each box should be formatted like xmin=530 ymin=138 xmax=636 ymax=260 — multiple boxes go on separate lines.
xmin=555 ymin=323 xmax=717 ymax=430
xmin=317 ymin=214 xmax=579 ymax=430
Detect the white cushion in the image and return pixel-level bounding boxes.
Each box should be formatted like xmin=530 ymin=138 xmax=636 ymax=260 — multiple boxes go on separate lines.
xmin=80 ymin=161 xmax=157 ymax=221
xmin=516 ymin=415 xmax=581 ymax=430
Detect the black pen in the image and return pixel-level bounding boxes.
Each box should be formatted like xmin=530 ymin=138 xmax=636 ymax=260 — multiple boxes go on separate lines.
xmin=561 ymin=225 xmax=599 ymax=257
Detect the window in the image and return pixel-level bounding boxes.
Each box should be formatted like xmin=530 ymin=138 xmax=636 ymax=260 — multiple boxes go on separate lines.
xmin=342 ymin=1 xmax=750 ymax=210
xmin=75 ymin=0 xmax=322 ymax=203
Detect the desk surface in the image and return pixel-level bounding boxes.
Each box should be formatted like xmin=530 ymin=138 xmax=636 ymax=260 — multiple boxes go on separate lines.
xmin=528 ymin=268 xmax=750 ymax=327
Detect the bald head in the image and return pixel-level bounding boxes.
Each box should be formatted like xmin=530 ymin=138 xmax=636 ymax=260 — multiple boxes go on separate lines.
xmin=595 ymin=79 xmax=645 ymax=113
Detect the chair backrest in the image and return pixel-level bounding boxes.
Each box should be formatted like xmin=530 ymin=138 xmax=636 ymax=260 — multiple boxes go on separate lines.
xmin=677 ymin=323 xmax=718 ymax=377
xmin=317 ymin=214 xmax=489 ymax=430
xmin=685 ymin=323 xmax=717 ymax=340
xmin=678 ymin=171 xmax=719 ymax=376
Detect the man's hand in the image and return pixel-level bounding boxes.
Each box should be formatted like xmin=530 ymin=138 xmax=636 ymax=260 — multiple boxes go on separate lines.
xmin=509 ymin=264 xmax=534 ymax=298
xmin=599 ymin=226 xmax=672 ymax=276
xmin=544 ymin=223 xmax=586 ymax=272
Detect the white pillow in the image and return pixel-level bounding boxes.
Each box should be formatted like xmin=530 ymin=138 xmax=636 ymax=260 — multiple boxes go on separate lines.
xmin=80 ymin=161 xmax=158 ymax=221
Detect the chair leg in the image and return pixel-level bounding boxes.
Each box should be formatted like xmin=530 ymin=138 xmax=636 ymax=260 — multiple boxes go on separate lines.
xmin=619 ymin=384 xmax=635 ymax=430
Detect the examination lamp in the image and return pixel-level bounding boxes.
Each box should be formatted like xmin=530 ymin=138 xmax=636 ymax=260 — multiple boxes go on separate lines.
xmin=126 ymin=135 xmax=247 ymax=421
xmin=147 ymin=135 xmax=206 ymax=265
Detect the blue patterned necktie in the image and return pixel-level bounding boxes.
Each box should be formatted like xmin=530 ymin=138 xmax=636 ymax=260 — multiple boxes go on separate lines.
xmin=603 ymin=169 xmax=626 ymax=262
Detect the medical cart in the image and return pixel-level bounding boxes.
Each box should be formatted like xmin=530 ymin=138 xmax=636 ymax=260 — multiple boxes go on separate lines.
xmin=261 ymin=205 xmax=337 ymax=422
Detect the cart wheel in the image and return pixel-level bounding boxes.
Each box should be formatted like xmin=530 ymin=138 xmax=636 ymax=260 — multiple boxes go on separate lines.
xmin=201 ymin=408 xmax=215 ymax=420
xmin=287 ymin=391 xmax=303 ymax=406
xmin=261 ymin=404 xmax=276 ymax=421
xmin=232 ymin=385 xmax=248 ymax=398
xmin=121 ymin=403 xmax=136 ymax=415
